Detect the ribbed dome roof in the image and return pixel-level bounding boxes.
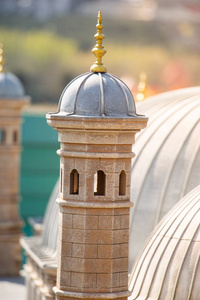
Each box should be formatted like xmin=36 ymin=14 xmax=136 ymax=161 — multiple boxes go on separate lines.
xmin=58 ymin=72 xmax=136 ymax=117
xmin=0 ymin=72 xmax=25 ymax=98
xmin=129 ymin=87 xmax=200 ymax=269
xmin=45 ymin=86 xmax=200 ymax=273
xmin=129 ymin=185 xmax=200 ymax=300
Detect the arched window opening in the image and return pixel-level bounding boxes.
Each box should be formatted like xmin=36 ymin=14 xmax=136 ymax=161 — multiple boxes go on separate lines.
xmin=13 ymin=130 xmax=18 ymax=144
xmin=119 ymin=170 xmax=126 ymax=196
xmin=94 ymin=170 xmax=106 ymax=196
xmin=0 ymin=129 xmax=6 ymax=143
xmin=70 ymin=169 xmax=79 ymax=195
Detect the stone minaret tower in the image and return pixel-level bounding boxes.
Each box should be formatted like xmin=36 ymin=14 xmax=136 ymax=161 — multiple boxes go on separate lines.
xmin=47 ymin=12 xmax=147 ymax=300
xmin=0 ymin=44 xmax=30 ymax=275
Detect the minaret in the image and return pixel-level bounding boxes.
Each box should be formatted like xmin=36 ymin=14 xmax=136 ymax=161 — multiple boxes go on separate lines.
xmin=47 ymin=12 xmax=147 ymax=300
xmin=0 ymin=43 xmax=30 ymax=275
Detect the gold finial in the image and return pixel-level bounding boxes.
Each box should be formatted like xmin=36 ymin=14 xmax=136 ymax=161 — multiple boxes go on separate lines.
xmin=0 ymin=43 xmax=5 ymax=73
xmin=90 ymin=11 xmax=107 ymax=73
xmin=136 ymin=72 xmax=147 ymax=102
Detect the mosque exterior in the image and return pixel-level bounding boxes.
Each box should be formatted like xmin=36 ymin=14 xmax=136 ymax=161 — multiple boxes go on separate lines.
xmin=22 ymin=11 xmax=148 ymax=300
xmin=1 ymin=11 xmax=199 ymax=300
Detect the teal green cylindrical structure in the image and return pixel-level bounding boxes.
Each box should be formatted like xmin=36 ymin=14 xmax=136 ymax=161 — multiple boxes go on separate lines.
xmin=20 ymin=113 xmax=59 ymax=235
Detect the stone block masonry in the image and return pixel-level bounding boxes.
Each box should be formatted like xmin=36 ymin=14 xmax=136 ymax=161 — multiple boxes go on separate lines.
xmin=58 ymin=206 xmax=130 ymax=293
xmin=0 ymin=98 xmax=30 ymax=276
xmin=46 ymin=13 xmax=147 ymax=298
xmin=47 ymin=115 xmax=147 ymax=300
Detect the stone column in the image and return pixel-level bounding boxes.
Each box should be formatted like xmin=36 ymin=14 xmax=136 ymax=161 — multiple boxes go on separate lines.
xmin=47 ymin=115 xmax=147 ymax=300
xmin=0 ymin=98 xmax=30 ymax=275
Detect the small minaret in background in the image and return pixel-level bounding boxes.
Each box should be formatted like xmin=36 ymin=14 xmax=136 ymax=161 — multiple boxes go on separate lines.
xmin=0 ymin=44 xmax=30 ymax=275
xmin=47 ymin=12 xmax=147 ymax=300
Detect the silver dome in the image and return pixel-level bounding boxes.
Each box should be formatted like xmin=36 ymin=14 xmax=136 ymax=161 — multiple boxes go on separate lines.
xmin=0 ymin=72 xmax=25 ymax=98
xmin=129 ymin=86 xmax=200 ymax=269
xmin=58 ymin=72 xmax=136 ymax=117
xmin=129 ymin=185 xmax=200 ymax=300
xmin=45 ymin=86 xmax=200 ymax=276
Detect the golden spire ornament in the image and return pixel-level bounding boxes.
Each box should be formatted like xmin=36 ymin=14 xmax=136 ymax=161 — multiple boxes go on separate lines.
xmin=136 ymin=72 xmax=147 ymax=102
xmin=0 ymin=43 xmax=5 ymax=73
xmin=90 ymin=11 xmax=107 ymax=73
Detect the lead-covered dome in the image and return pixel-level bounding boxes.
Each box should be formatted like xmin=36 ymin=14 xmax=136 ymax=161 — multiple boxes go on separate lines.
xmin=129 ymin=86 xmax=200 ymax=269
xmin=0 ymin=72 xmax=25 ymax=98
xmin=58 ymin=72 xmax=136 ymax=117
xmin=47 ymin=86 xmax=200 ymax=275
xmin=55 ymin=11 xmax=137 ymax=118
xmin=129 ymin=185 xmax=200 ymax=300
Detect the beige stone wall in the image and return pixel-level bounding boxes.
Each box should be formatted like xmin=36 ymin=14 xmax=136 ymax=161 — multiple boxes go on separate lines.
xmin=57 ymin=143 xmax=132 ymax=294
xmin=0 ymin=97 xmax=29 ymax=276
xmin=58 ymin=206 xmax=130 ymax=293
xmin=0 ymin=235 xmax=21 ymax=275
xmin=0 ymin=132 xmax=22 ymax=275
xmin=46 ymin=115 xmax=147 ymax=300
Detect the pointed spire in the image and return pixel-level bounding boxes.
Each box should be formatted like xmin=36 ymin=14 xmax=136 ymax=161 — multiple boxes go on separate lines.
xmin=0 ymin=43 xmax=5 ymax=73
xmin=90 ymin=11 xmax=107 ymax=73
xmin=136 ymin=72 xmax=147 ymax=102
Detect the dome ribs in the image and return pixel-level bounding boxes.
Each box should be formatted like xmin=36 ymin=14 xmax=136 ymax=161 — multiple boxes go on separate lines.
xmin=129 ymin=186 xmax=200 ymax=300
xmin=130 ymin=187 xmax=199 ymax=297
xmin=111 ymin=74 xmax=131 ymax=116
xmin=98 ymin=72 xmax=105 ymax=116
xmin=154 ymin=101 xmax=200 ymax=225
xmin=180 ymin=121 xmax=200 ymax=199
xmin=129 ymin=89 xmax=200 ymax=268
xmin=73 ymin=73 xmax=93 ymax=115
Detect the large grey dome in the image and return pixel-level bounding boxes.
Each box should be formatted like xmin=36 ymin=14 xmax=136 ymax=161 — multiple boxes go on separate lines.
xmin=0 ymin=72 xmax=25 ymax=98
xmin=58 ymin=72 xmax=136 ymax=117
xmin=129 ymin=86 xmax=200 ymax=269
xmin=45 ymin=86 xmax=200 ymax=275
xmin=129 ymin=185 xmax=200 ymax=300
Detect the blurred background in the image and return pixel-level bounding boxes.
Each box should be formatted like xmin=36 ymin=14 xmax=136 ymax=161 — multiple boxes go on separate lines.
xmin=1 ymin=0 xmax=200 ymax=103
xmin=1 ymin=0 xmax=200 ymax=235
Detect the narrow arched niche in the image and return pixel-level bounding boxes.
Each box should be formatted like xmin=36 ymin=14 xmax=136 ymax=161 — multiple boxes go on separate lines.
xmin=13 ymin=130 xmax=18 ymax=144
xmin=119 ymin=170 xmax=126 ymax=196
xmin=70 ymin=169 xmax=79 ymax=195
xmin=94 ymin=170 xmax=106 ymax=196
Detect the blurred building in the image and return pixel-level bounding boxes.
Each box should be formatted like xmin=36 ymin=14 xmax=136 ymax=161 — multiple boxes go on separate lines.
xmin=0 ymin=44 xmax=30 ymax=275
xmin=1 ymin=0 xmax=200 ymax=22
xmin=0 ymin=0 xmax=80 ymax=20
